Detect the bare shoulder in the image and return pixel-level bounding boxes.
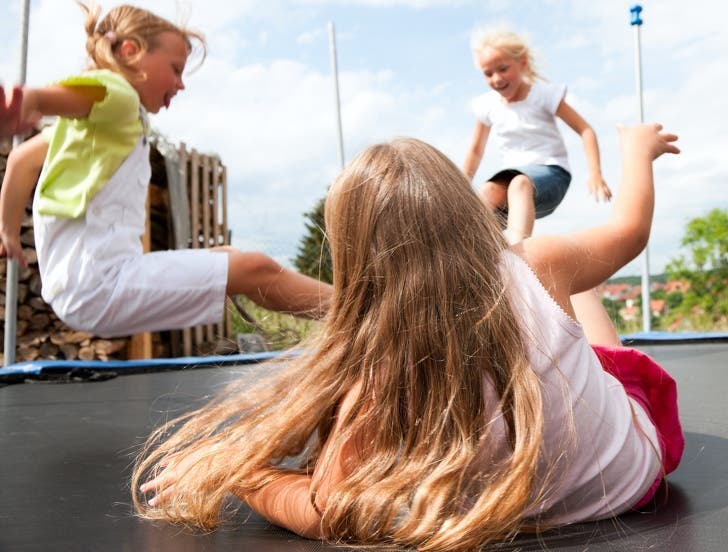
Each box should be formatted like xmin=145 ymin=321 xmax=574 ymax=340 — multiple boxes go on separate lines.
xmin=516 ymin=235 xmax=574 ymax=276
xmin=513 ymin=236 xmax=577 ymax=310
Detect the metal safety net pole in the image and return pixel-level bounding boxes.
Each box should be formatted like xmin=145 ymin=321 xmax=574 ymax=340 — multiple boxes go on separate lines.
xmin=630 ymin=4 xmax=651 ymax=333
xmin=328 ymin=21 xmax=345 ymax=171
xmin=3 ymin=0 xmax=31 ymax=366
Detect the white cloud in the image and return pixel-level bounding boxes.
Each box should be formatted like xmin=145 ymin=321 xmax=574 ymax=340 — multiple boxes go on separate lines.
xmin=297 ymin=28 xmax=325 ymax=45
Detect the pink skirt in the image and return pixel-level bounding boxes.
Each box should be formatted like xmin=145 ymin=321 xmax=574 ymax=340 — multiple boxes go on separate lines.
xmin=592 ymin=345 xmax=684 ymax=508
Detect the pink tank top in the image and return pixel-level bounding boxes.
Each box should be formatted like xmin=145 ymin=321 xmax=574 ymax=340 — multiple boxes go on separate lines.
xmin=482 ymin=251 xmax=662 ymax=524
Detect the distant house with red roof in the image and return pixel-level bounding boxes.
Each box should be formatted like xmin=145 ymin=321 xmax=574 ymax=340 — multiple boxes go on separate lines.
xmin=619 ymin=304 xmax=640 ymax=322
xmin=665 ymin=280 xmax=691 ymax=294
xmin=601 ymin=277 xmax=695 ymax=325
xmin=598 ymin=283 xmax=632 ymax=301
xmin=650 ymin=299 xmax=665 ymax=316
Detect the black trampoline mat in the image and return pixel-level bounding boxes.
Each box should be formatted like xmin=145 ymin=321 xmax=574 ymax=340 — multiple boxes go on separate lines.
xmin=1 ymin=342 xmax=726 ymax=551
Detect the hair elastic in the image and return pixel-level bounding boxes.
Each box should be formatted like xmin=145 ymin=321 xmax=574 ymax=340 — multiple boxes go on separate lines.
xmin=104 ymin=31 xmax=118 ymax=45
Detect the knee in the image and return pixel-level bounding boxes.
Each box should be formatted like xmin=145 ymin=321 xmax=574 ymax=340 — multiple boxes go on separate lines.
xmin=507 ymin=175 xmax=534 ymax=199
xmin=480 ymin=181 xmax=506 ymax=210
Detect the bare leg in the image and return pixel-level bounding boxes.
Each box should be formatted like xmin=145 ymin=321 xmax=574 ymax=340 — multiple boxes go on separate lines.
xmin=503 ymin=174 xmax=535 ymax=244
xmin=478 ymin=180 xmax=508 ymax=231
xmin=217 ymin=248 xmax=332 ymax=319
xmin=571 ymin=289 xmax=621 ymax=347
xmin=479 ymin=180 xmax=507 ymax=211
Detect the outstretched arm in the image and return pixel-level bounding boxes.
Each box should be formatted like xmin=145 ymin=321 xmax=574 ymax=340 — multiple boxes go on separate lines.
xmin=20 ymin=85 xmax=106 ymax=121
xmin=557 ymin=99 xmax=612 ymax=202
xmin=463 ymin=121 xmax=490 ymax=182
xmin=1 ymin=84 xmax=103 ymax=138
xmin=519 ymin=123 xmax=679 ymax=317
xmin=0 ymin=134 xmax=49 ymax=267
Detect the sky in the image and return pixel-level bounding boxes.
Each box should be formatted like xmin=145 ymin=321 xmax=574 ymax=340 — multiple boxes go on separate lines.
xmin=1 ymin=0 xmax=726 ymax=277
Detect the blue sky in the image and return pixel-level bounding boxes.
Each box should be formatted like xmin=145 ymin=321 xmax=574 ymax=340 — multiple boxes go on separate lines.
xmin=2 ymin=0 xmax=726 ymax=277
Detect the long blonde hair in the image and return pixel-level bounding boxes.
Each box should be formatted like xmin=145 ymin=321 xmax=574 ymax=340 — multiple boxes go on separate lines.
xmin=77 ymin=2 xmax=206 ymax=80
xmin=132 ymin=138 xmax=545 ymax=550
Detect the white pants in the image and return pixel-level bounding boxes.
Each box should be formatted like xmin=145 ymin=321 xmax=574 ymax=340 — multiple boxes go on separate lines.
xmin=52 ymin=248 xmax=229 ymax=337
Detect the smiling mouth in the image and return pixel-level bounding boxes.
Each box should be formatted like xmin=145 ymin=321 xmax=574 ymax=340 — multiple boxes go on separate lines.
xmin=164 ymin=93 xmax=172 ymax=109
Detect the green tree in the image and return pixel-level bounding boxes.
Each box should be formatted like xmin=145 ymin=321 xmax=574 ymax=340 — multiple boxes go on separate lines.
xmin=665 ymin=291 xmax=683 ymax=310
xmin=293 ymin=196 xmax=332 ymax=283
xmin=665 ymin=208 xmax=728 ymax=329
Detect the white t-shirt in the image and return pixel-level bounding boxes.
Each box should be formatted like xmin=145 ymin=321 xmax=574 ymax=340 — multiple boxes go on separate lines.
xmin=475 ymin=251 xmax=662 ymax=524
xmin=471 ymin=81 xmax=570 ymax=172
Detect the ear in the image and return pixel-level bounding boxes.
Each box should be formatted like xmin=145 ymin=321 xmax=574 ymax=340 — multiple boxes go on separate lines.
xmin=118 ymin=39 xmax=141 ymax=63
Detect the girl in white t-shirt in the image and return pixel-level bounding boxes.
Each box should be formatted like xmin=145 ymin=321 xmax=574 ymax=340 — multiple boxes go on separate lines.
xmin=464 ymin=29 xmax=612 ymax=244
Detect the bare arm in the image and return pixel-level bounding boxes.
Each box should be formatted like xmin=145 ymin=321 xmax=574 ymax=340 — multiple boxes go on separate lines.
xmin=463 ymin=121 xmax=490 ymax=181
xmin=21 ymin=85 xmax=106 ymax=121
xmin=243 ymin=382 xmax=366 ymax=539
xmin=556 ymin=99 xmax=612 ymax=202
xmin=0 ymin=134 xmax=49 ymax=266
xmin=243 ymin=473 xmax=322 ymax=538
xmin=519 ymin=124 xmax=679 ymax=317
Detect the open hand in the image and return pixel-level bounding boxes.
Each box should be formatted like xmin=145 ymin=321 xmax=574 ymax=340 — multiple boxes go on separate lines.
xmin=0 ymin=86 xmax=39 ymax=138
xmin=587 ymin=174 xmax=612 ymax=203
xmin=618 ymin=123 xmax=680 ymax=161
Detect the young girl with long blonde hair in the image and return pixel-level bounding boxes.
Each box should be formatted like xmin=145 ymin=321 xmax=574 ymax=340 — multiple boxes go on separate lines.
xmin=133 ymin=123 xmax=682 ymax=551
xmin=0 ymin=2 xmax=329 ymax=337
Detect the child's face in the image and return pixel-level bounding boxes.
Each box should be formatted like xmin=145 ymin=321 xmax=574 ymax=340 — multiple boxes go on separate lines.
xmin=475 ymin=46 xmax=528 ymax=102
xmin=130 ymin=31 xmax=189 ymax=114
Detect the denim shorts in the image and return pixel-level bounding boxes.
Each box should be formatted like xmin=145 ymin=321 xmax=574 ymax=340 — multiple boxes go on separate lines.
xmin=490 ymin=164 xmax=571 ymax=219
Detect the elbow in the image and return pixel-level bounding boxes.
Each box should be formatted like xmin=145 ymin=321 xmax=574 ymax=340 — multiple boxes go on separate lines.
xmin=580 ymin=125 xmax=596 ymax=142
xmin=628 ymin=209 xmax=653 ymax=253
xmin=633 ymin=225 xmax=650 ymax=252
xmin=626 ymin=230 xmax=650 ymax=261
xmin=604 ymin=211 xmax=651 ymax=265
xmin=613 ymin=220 xmax=651 ymax=263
